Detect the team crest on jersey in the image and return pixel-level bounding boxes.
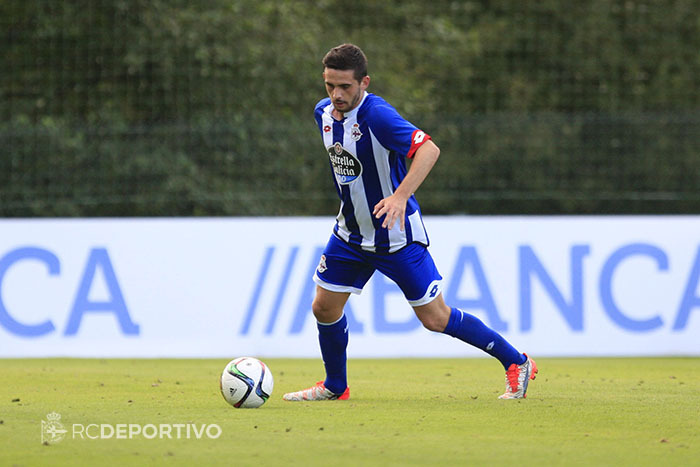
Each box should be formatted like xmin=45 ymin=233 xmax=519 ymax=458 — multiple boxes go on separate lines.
xmin=328 ymin=143 xmax=362 ymax=185
xmin=324 ymin=125 xmax=331 ymax=133
xmin=350 ymin=123 xmax=362 ymax=141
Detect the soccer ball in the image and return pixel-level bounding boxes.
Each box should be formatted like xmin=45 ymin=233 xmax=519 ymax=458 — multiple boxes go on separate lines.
xmin=220 ymin=357 xmax=274 ymax=408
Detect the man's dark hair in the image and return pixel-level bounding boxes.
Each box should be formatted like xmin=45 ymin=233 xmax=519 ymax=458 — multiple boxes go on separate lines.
xmin=322 ymin=43 xmax=368 ymax=82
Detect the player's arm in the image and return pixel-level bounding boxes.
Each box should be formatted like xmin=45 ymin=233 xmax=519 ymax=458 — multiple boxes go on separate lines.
xmin=372 ymin=139 xmax=440 ymax=231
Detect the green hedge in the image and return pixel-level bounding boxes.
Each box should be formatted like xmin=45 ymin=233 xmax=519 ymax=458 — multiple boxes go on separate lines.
xmin=1 ymin=0 xmax=699 ymax=216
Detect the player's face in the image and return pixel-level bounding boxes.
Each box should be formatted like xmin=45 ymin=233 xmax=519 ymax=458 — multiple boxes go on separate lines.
xmin=323 ymin=68 xmax=370 ymax=114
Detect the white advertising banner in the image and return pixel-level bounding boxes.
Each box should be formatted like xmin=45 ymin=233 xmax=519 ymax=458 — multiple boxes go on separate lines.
xmin=0 ymin=216 xmax=699 ymax=358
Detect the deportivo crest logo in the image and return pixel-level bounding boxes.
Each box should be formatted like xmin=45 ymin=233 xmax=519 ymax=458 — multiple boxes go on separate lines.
xmin=350 ymin=123 xmax=362 ymax=141
xmin=317 ymin=255 xmax=327 ymax=273
xmin=328 ymin=143 xmax=362 ymax=184
xmin=41 ymin=412 xmax=67 ymax=444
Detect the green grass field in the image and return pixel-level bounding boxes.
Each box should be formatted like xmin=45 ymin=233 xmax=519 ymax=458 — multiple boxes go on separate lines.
xmin=1 ymin=357 xmax=698 ymax=466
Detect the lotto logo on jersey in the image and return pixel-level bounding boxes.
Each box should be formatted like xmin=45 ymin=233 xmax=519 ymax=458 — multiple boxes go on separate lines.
xmin=327 ymin=142 xmax=362 ymax=184
xmin=413 ymin=130 xmax=426 ymax=145
xmin=408 ymin=129 xmax=431 ymax=158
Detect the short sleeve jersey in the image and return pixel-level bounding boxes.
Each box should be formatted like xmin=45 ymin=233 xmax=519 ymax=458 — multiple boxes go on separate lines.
xmin=315 ymin=92 xmax=432 ymax=254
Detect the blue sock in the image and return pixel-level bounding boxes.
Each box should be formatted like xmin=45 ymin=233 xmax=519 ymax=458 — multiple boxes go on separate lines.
xmin=318 ymin=314 xmax=348 ymax=394
xmin=443 ymin=307 xmax=526 ymax=370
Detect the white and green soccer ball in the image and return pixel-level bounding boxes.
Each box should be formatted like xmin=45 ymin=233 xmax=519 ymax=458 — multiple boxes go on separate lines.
xmin=220 ymin=357 xmax=274 ymax=408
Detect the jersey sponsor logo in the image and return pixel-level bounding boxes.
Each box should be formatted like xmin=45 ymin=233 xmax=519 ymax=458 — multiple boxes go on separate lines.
xmin=323 ymin=125 xmax=331 ymax=133
xmin=328 ymin=143 xmax=362 ymax=184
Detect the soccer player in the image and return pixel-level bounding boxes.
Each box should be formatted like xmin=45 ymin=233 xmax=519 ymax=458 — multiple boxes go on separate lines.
xmin=283 ymin=44 xmax=537 ymax=401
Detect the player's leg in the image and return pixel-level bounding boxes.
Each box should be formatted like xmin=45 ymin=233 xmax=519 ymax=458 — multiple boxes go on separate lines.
xmin=377 ymin=243 xmax=537 ymax=398
xmin=410 ymin=292 xmax=450 ymax=332
xmin=282 ymin=235 xmax=373 ymax=401
xmin=282 ymin=285 xmax=352 ymax=401
xmin=311 ymin=284 xmax=347 ymax=323
xmin=414 ymin=294 xmax=526 ymax=370
xmin=417 ymin=296 xmax=538 ymax=399
xmin=416 ymin=294 xmax=538 ymax=399
xmin=312 ymin=285 xmax=351 ymax=395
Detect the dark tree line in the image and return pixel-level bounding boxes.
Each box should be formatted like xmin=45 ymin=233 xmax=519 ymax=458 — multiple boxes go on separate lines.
xmin=1 ymin=0 xmax=698 ymax=216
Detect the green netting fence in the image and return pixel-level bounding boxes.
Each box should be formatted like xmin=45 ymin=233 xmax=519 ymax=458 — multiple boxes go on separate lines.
xmin=2 ymin=0 xmax=699 ymax=216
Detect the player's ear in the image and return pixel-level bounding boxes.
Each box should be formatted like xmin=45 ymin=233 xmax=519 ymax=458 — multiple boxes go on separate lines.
xmin=360 ymin=75 xmax=370 ymax=91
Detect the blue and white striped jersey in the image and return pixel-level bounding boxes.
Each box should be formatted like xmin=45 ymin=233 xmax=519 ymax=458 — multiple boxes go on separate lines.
xmin=315 ymin=91 xmax=432 ymax=254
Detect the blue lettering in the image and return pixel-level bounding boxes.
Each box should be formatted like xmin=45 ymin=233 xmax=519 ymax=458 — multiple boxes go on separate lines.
xmin=64 ymin=248 xmax=139 ymax=335
xmin=240 ymin=246 xmax=275 ymax=335
xmin=289 ymin=247 xmax=322 ymax=334
xmin=372 ymin=274 xmax=421 ymax=333
xmin=519 ymin=245 xmax=589 ymax=331
xmin=673 ymin=246 xmax=700 ymax=330
xmin=243 ymin=242 xmax=700 ymax=337
xmin=599 ymin=243 xmax=665 ymax=332
xmin=0 ymin=247 xmax=58 ymax=337
xmin=444 ymin=246 xmax=508 ymax=331
xmin=265 ymin=247 xmax=299 ymax=334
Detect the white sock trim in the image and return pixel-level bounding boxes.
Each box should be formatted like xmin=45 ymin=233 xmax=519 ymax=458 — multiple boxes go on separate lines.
xmin=317 ymin=313 xmax=346 ymax=326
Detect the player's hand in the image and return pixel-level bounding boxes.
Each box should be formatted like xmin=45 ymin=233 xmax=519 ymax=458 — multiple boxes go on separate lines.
xmin=373 ymin=194 xmax=407 ymax=231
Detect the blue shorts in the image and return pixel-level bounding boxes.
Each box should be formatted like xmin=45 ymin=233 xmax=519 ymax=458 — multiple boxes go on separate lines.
xmin=313 ymin=234 xmax=443 ymax=307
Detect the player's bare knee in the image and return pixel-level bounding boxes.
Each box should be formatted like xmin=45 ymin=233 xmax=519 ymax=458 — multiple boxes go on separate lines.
xmin=414 ymin=301 xmax=450 ymax=333
xmin=311 ymin=300 xmax=339 ymax=323
xmin=311 ymin=300 xmax=328 ymax=320
xmin=419 ymin=314 xmax=447 ymax=333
